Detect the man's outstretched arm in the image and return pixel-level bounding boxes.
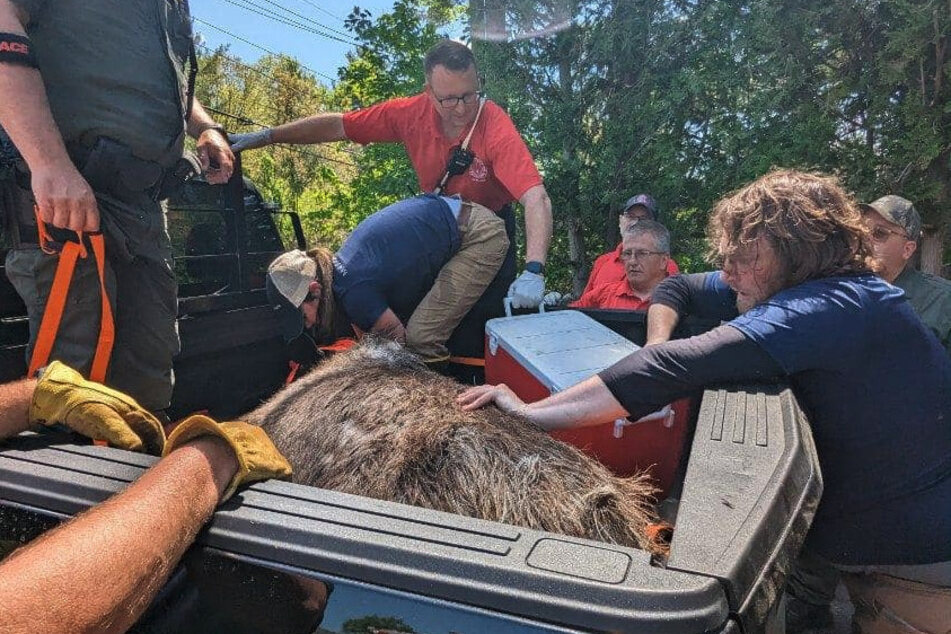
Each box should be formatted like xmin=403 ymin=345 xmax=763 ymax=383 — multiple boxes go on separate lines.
xmin=520 ymin=184 xmax=553 ymax=266
xmin=0 ymin=436 xmax=238 ymax=634
xmin=229 ymin=113 xmax=348 ymax=151
xmin=459 ymin=326 xmax=784 ymax=430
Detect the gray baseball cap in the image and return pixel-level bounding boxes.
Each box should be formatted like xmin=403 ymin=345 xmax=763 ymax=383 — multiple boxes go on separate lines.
xmin=622 ymin=193 xmax=658 ymax=219
xmin=861 ymin=195 xmax=921 ymax=241
xmin=266 ymin=250 xmax=316 ymax=342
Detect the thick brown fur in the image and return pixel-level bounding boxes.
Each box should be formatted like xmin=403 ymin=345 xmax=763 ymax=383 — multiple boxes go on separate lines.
xmin=248 ymin=339 xmax=665 ymax=555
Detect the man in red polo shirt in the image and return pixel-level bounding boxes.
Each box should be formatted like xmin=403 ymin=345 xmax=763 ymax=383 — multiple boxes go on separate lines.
xmin=571 ymin=220 xmax=671 ymax=310
xmin=230 ymin=40 xmax=554 ymax=335
xmin=580 ymin=194 xmax=679 ymax=300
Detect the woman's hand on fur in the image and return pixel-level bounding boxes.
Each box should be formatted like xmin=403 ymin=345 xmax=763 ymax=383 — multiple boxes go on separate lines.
xmin=457 ymin=384 xmax=527 ymax=416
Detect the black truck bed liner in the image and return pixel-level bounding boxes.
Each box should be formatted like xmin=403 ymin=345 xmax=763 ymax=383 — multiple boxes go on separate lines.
xmin=0 ymin=384 xmax=820 ymax=633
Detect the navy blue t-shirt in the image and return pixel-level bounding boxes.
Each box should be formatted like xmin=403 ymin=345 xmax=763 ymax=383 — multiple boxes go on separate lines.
xmin=605 ymin=272 xmax=951 ymax=564
xmin=695 ymin=273 xmax=951 ymax=564
xmin=332 ymin=195 xmax=461 ymax=330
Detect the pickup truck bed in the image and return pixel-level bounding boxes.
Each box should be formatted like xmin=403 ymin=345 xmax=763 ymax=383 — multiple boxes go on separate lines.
xmin=0 ymin=382 xmax=820 ymax=633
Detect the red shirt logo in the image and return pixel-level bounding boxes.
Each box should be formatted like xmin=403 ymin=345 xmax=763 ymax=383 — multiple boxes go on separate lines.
xmin=469 ymin=156 xmax=488 ymax=182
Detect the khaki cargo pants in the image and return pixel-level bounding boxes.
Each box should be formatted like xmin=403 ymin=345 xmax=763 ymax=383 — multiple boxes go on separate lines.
xmin=840 ymin=561 xmax=951 ymax=634
xmin=405 ymin=201 xmax=509 ymax=361
xmin=3 ymin=183 xmax=179 ymax=412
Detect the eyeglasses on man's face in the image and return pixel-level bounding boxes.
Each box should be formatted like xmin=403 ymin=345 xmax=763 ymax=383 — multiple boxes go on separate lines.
xmin=869 ymin=225 xmax=908 ymax=244
xmin=431 ymin=88 xmax=483 ymax=109
xmin=620 ymin=249 xmax=666 ymax=261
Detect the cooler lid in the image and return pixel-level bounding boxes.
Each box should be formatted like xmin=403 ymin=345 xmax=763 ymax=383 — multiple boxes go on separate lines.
xmin=486 ymin=310 xmax=639 ymax=392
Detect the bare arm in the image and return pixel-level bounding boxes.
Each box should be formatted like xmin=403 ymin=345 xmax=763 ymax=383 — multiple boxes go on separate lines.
xmin=519 ymin=184 xmax=553 ymax=264
xmin=186 ymin=98 xmax=234 ymax=185
xmin=0 ymin=377 xmax=35 ymax=440
xmin=645 ymin=303 xmax=681 ymax=346
xmin=370 ymin=308 xmax=406 ymax=343
xmin=0 ymin=437 xmax=238 ymax=633
xmin=647 ymin=273 xmax=739 ymax=345
xmin=271 ymin=113 xmax=348 ymax=145
xmin=460 ymin=327 xmax=783 ymax=430
xmin=457 ymin=375 xmax=627 ymax=432
xmin=0 ymin=0 xmax=98 ymax=232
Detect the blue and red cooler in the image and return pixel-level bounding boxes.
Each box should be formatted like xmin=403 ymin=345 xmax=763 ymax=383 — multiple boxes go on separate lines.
xmin=485 ymin=309 xmax=692 ymax=498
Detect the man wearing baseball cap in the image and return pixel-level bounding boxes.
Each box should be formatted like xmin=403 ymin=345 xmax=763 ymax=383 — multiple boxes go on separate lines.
xmin=577 ymin=194 xmax=679 ymax=303
xmin=787 ymin=193 xmax=951 ymax=629
xmin=861 ymin=195 xmax=951 ymax=354
xmin=266 ymin=195 xmax=509 ymax=370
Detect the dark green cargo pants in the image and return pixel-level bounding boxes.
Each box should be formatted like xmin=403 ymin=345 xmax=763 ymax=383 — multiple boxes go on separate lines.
xmin=3 ymin=182 xmax=179 ymax=412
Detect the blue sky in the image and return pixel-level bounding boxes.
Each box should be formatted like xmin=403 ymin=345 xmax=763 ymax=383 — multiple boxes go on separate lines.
xmin=193 ymin=0 xmax=399 ymax=86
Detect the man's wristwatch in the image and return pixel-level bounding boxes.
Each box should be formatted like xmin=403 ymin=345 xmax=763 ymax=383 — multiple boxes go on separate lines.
xmin=525 ymin=261 xmax=545 ymax=275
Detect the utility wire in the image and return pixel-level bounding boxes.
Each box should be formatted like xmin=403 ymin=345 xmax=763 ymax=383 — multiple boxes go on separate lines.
xmin=222 ymin=0 xmax=367 ymax=49
xmin=194 ymin=17 xmax=337 ymax=83
xmin=295 ymin=0 xmax=345 ymax=22
xmin=258 ymin=0 xmax=357 ymax=43
xmin=196 ymin=44 xmax=361 ymax=157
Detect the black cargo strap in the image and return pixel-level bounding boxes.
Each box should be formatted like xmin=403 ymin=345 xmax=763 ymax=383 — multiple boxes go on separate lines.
xmin=184 ymin=21 xmax=198 ymax=121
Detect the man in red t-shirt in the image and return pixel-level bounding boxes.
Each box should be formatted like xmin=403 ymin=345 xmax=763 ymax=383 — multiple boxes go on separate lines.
xmin=571 ymin=220 xmax=671 ymax=310
xmin=580 ymin=194 xmax=679 ymax=300
xmin=230 ymin=40 xmax=554 ymax=340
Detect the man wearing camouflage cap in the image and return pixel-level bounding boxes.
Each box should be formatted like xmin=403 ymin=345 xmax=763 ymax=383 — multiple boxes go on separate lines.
xmin=862 ymin=195 xmax=951 ymax=354
xmin=786 ymin=194 xmax=951 ymax=628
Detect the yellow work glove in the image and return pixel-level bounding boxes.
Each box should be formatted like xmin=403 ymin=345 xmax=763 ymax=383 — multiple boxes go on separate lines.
xmin=164 ymin=414 xmax=292 ymax=501
xmin=29 ymin=361 xmax=166 ymax=455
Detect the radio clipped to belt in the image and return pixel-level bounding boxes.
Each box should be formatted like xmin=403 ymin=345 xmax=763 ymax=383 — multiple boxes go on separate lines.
xmin=27 ymin=206 xmax=115 ymax=384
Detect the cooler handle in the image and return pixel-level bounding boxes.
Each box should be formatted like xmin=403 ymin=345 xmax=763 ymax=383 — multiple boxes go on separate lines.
xmin=613 ymin=404 xmax=675 ymax=438
xmin=503 ymin=297 xmax=546 ymax=318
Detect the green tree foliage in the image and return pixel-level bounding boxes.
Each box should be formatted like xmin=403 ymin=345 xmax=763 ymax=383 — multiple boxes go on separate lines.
xmin=471 ymin=0 xmax=951 ymax=288
xmin=341 ymin=614 xmax=416 ymax=633
xmin=195 ymin=47 xmax=358 ymax=247
xmin=196 ymin=0 xmax=951 ymax=280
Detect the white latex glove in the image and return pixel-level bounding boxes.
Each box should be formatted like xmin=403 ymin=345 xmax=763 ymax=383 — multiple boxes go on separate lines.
xmin=542 ymin=291 xmax=563 ymax=306
xmin=507 ymin=271 xmax=545 ymax=309
xmin=228 ymin=128 xmax=274 ymax=152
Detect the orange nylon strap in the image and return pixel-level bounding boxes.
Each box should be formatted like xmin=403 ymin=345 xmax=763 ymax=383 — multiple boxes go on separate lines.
xmin=285 ymin=360 xmax=300 ymax=385
xmin=33 ymin=204 xmax=58 ymax=255
xmin=318 ymin=337 xmax=357 ymax=354
xmin=87 ymin=234 xmax=114 ymax=382
xmin=448 ymin=355 xmax=485 ymax=367
xmin=27 ymin=212 xmax=114 ymax=383
xmin=28 ymin=240 xmax=83 ymax=379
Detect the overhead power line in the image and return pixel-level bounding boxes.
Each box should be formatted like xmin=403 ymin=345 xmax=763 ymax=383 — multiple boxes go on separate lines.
xmin=194 ymin=17 xmax=337 ymax=83
xmin=258 ymin=0 xmax=357 ymax=43
xmin=222 ymin=0 xmax=369 ymax=49
xmin=195 ymin=43 xmax=360 ymax=157
xmin=295 ymin=0 xmax=345 ymax=22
